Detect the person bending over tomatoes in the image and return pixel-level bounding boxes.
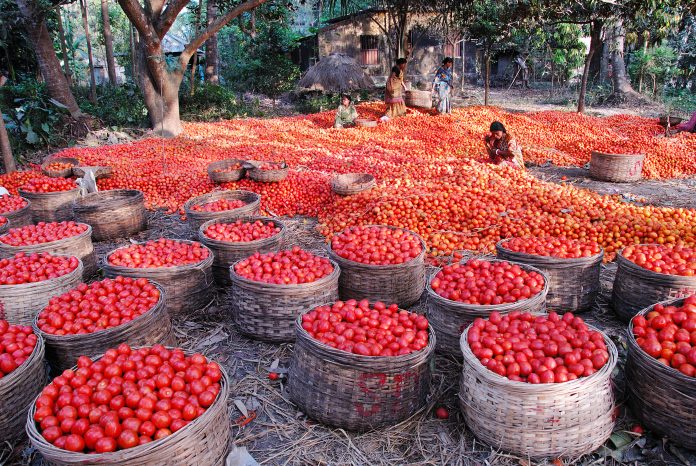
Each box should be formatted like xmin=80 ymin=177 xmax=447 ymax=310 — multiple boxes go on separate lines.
xmin=483 ymin=121 xmax=525 ymax=170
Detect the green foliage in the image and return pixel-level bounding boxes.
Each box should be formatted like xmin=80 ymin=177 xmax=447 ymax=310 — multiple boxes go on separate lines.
xmin=629 ymin=45 xmax=678 ymax=95
xmin=295 ymin=93 xmax=339 ymax=114
xmin=76 ymin=83 xmax=148 ymax=126
xmin=179 ymin=83 xmax=262 ymax=121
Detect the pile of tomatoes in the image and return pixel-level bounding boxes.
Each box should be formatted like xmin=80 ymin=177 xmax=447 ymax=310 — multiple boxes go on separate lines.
xmin=190 ymin=198 xmax=246 ymax=213
xmin=631 ymin=295 xmax=696 ymax=377
xmin=36 ymin=277 xmax=161 ymax=336
xmin=0 ymin=253 xmax=79 ymax=285
xmin=301 ymin=300 xmax=429 ymax=356
xmin=45 ymin=162 xmax=74 ymax=172
xmin=0 ymin=320 xmax=38 ymax=377
xmin=0 ymin=195 xmax=28 ymax=214
xmin=467 ymin=311 xmax=610 ymax=383
xmin=0 ymin=221 xmax=88 ymax=246
xmin=331 ymin=226 xmax=422 ymax=265
xmin=33 ymin=344 xmax=223 ymax=453
xmin=203 ymin=219 xmax=280 ymax=242
xmin=501 ymin=236 xmax=601 ymax=259
xmin=234 ymin=247 xmax=334 ymax=285
xmin=431 ymin=259 xmax=545 ymax=305
xmin=623 ymin=243 xmax=696 ymax=277
xmin=20 ymin=177 xmax=77 ymax=193
xmin=108 ymin=239 xmax=209 ymax=268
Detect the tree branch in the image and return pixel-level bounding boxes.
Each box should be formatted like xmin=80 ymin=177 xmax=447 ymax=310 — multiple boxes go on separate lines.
xmin=238 ymin=10 xmax=256 ymax=38
xmin=155 ymin=0 xmax=191 ymax=38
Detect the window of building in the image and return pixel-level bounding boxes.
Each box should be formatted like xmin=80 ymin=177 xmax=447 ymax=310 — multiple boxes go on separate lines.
xmin=360 ymin=35 xmax=379 ymax=65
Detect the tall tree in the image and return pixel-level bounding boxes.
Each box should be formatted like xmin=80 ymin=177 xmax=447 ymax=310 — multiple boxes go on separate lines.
xmin=56 ymin=6 xmax=72 ymax=85
xmin=0 ymin=76 xmax=16 ymax=174
xmin=79 ymin=0 xmax=97 ymax=102
xmin=190 ymin=1 xmax=202 ymax=94
xmin=101 ymin=0 xmax=118 ymax=84
xmin=205 ymin=0 xmax=218 ymax=83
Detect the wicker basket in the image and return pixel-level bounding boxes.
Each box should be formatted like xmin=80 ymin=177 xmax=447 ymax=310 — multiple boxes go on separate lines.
xmin=495 ymin=239 xmax=603 ymax=313
xmin=184 ymin=190 xmax=261 ymax=236
xmin=229 ymin=259 xmax=340 ymax=342
xmin=0 ymin=259 xmax=83 ymax=325
xmin=459 ymin=323 xmax=617 ymax=459
xmin=658 ymin=116 xmax=683 ymax=127
xmin=41 ymin=157 xmax=79 ymax=178
xmin=0 ymin=219 xmax=8 ymax=236
xmin=72 ymin=190 xmax=147 ymax=242
xmin=245 ymin=161 xmax=289 ymax=183
xmin=331 ymin=173 xmax=376 ymax=196
xmin=2 ymin=198 xmax=33 ymax=228
xmin=207 ymin=159 xmax=247 ymax=183
xmin=427 ymin=258 xmax=549 ymax=357
xmin=289 ymin=312 xmax=435 ymax=431
xmin=0 ymin=223 xmax=97 ymax=280
xmin=18 ymin=187 xmax=80 ymax=223
xmin=612 ymin=249 xmax=696 ymax=322
xmin=355 ymin=119 xmax=378 ymax=128
xmin=26 ymin=347 xmax=231 ymax=466
xmin=35 ymin=283 xmax=174 ymax=374
xmin=198 ymin=216 xmax=285 ymax=286
xmin=589 ymin=151 xmax=645 ymax=182
xmin=71 ymin=166 xmax=113 ymax=179
xmin=405 ymin=90 xmax=433 ymax=109
xmin=626 ymin=297 xmax=696 ymax=449
xmin=0 ymin=335 xmax=47 ymax=442
xmin=327 ymin=226 xmax=427 ymax=308
xmin=102 ymin=242 xmax=214 ymax=318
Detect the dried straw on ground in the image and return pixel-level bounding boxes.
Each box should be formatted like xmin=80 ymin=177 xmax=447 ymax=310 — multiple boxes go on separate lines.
xmin=298 ymin=53 xmax=375 ymax=92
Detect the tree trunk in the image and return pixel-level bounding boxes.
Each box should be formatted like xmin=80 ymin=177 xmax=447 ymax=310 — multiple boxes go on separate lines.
xmin=56 ymin=6 xmax=72 ymax=85
xmin=129 ymin=24 xmax=137 ymax=78
xmin=0 ymin=77 xmax=15 ymax=174
xmin=101 ymin=0 xmax=117 ymax=85
xmin=484 ymin=51 xmax=490 ymax=106
xmin=609 ymin=18 xmax=637 ymax=97
xmin=577 ymin=20 xmax=601 ymax=113
xmin=79 ymin=0 xmax=97 ymax=102
xmin=205 ymin=0 xmax=219 ymax=84
xmin=190 ymin=2 xmax=202 ymax=95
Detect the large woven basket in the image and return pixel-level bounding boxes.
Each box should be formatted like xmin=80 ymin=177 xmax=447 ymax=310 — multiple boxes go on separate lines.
xmin=589 ymin=151 xmax=645 ymax=182
xmin=184 ymin=190 xmax=261 ymax=236
xmin=198 ymin=216 xmax=285 ymax=286
xmin=207 ymin=159 xmax=247 ymax=183
xmin=35 ymin=282 xmax=174 ymax=374
xmin=459 ymin=323 xmax=617 ymax=459
xmin=327 ymin=226 xmax=427 ymax=308
xmin=658 ymin=116 xmax=683 ymax=127
xmin=0 ymin=223 xmax=96 ymax=279
xmin=102 ymin=242 xmax=215 ymax=318
xmin=427 ymin=258 xmax=549 ymax=357
xmin=72 ymin=166 xmax=112 ymax=179
xmin=496 ymin=239 xmax=603 ymax=313
xmin=245 ymin=161 xmax=289 ymax=183
xmin=612 ymin=248 xmax=696 ymax=322
xmin=0 ymin=218 xmax=8 ymax=236
xmin=72 ymin=190 xmax=147 ymax=242
xmin=41 ymin=157 xmax=79 ymax=178
xmin=331 ymin=173 xmax=376 ymax=196
xmin=289 ymin=312 xmax=435 ymax=431
xmin=626 ymin=297 xmax=696 ymax=449
xmin=229 ymin=259 xmax=340 ymax=342
xmin=0 ymin=259 xmax=83 ymax=325
xmin=2 ymin=197 xmax=33 ymax=228
xmin=26 ymin=347 xmax=231 ymax=466
xmin=405 ymin=90 xmax=433 ymax=109
xmin=0 ymin=335 xmax=47 ymax=442
xmin=18 ymin=187 xmax=80 ymax=223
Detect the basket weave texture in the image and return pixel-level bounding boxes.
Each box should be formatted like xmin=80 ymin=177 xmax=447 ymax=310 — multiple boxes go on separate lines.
xmin=184 ymin=190 xmax=261 ymax=236
xmin=207 ymin=159 xmax=247 ymax=183
xmin=72 ymin=190 xmax=147 ymax=241
xmin=245 ymin=162 xmax=289 ymax=183
xmin=26 ymin=347 xmax=231 ymax=466
xmin=18 ymin=187 xmax=80 ymax=223
xmin=589 ymin=151 xmax=645 ymax=182
xmin=331 ymin=173 xmax=376 ymax=196
xmin=2 ymin=198 xmax=33 ymax=228
xmin=626 ymin=297 xmax=696 ymax=449
xmin=289 ymin=313 xmax=435 ymax=431
xmin=41 ymin=157 xmax=79 ymax=178
xmin=405 ymin=90 xmax=433 ymax=109
xmin=458 ymin=323 xmax=617 ymax=459
xmin=496 ymin=239 xmax=603 ymax=313
xmin=71 ymin=166 xmax=112 ymax=179
xmin=612 ymin=250 xmax=696 ymax=322
xmin=0 ymin=220 xmax=8 ymax=236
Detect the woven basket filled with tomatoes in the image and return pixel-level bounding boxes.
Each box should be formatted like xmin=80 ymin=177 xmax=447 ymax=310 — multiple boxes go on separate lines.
xmin=427 ymin=257 xmax=549 ymax=357
xmin=183 ymin=190 xmax=261 ymax=236
xmin=18 ymin=177 xmax=81 ymax=223
xmin=496 ymin=236 xmax=603 ymax=313
xmin=198 ymin=216 xmax=285 ymax=286
xmin=207 ymin=159 xmax=247 ymax=183
xmin=72 ymin=190 xmax=147 ymax=242
xmin=0 ymin=321 xmax=48 ymax=442
xmin=0 ymin=194 xmax=33 ymax=228
xmin=0 ymin=216 xmax=8 ymax=236
xmin=327 ymin=225 xmax=427 ymax=308
xmin=26 ymin=344 xmax=231 ymax=466
xmin=289 ymin=300 xmax=435 ymax=431
xmin=612 ymin=244 xmax=696 ymax=322
xmin=589 ymin=151 xmax=645 ymax=183
xmin=102 ymin=240 xmax=214 ymax=318
xmin=229 ymin=247 xmax=340 ymax=342
xmin=0 ymin=253 xmax=84 ymax=325
xmin=331 ymin=173 xmax=376 ymax=196
xmin=458 ymin=311 xmax=617 ymax=459
xmin=34 ymin=278 xmax=174 ymax=374
xmin=41 ymin=157 xmax=79 ymax=178
xmin=626 ymin=296 xmax=696 ymax=449
xmin=245 ymin=161 xmax=289 ymax=183
xmin=0 ymin=222 xmax=97 ymax=279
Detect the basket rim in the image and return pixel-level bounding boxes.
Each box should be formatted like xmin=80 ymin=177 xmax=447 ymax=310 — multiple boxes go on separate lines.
xmin=590 ymin=151 xmax=645 ymax=159
xmin=616 ymin=245 xmax=696 ymax=282
xmin=495 ymin=238 xmax=605 ymax=265
xmin=0 ymin=332 xmax=44 ymax=391
xmin=40 ymin=157 xmax=79 ymax=168
xmin=18 ymin=186 xmax=80 ymax=198
xmin=198 ymin=216 xmax=285 ymax=248
xmin=230 ymin=256 xmax=340 ymax=291
xmin=0 ymin=223 xmax=93 ymax=250
xmin=331 ymin=173 xmax=376 ymax=185
xmin=207 ymin=158 xmax=247 ymax=171
xmin=104 ymin=240 xmax=214 ymax=273
xmin=183 ymin=190 xmax=261 ymax=215
xmin=0 ymin=257 xmax=84 ymax=290
xmin=72 ymin=189 xmax=143 ymax=210
xmin=0 ymin=196 xmax=31 ymax=217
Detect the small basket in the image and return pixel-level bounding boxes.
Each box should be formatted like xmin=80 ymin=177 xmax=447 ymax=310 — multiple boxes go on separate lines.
xmin=355 ymin=119 xmax=378 ymax=128
xmin=184 ymin=190 xmax=261 ymax=236
xmin=41 ymin=157 xmax=79 ymax=178
xmin=289 ymin=311 xmax=435 ymax=431
xmin=331 ymin=173 xmax=376 ymax=196
xmin=459 ymin=322 xmax=617 ymax=459
xmin=1 ymin=197 xmax=33 ymax=228
xmin=207 ymin=159 xmax=247 ymax=183
xmin=405 ymin=90 xmax=433 ymax=109
xmin=612 ymin=248 xmax=696 ymax=322
xmin=18 ymin=187 xmax=80 ymax=223
xmin=589 ymin=151 xmax=645 ymax=182
xmin=658 ymin=116 xmax=683 ymax=127
xmin=198 ymin=216 xmax=285 ymax=286
xmin=71 ymin=166 xmax=113 ymax=179
xmin=72 ymin=189 xmax=147 ymax=242
xmin=626 ymin=297 xmax=696 ymax=449
xmin=246 ymin=161 xmax=289 ymax=183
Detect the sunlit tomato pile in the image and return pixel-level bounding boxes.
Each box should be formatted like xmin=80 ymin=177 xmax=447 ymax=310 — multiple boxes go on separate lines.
xmin=20 ymin=176 xmax=77 ymax=193
xmin=203 ymin=219 xmax=280 ymax=242
xmin=331 ymin=225 xmax=422 ymax=265
xmin=0 ymin=194 xmax=28 ymax=214
xmin=33 ymin=344 xmax=223 ymax=453
xmin=45 ymin=162 xmax=74 ymax=172
xmin=0 ymin=221 xmax=88 ymax=246
xmin=301 ymin=299 xmax=429 ymax=356
xmin=0 ymin=320 xmax=38 ymax=377
xmin=431 ymin=259 xmax=545 ymax=305
xmin=622 ymin=243 xmax=696 ymax=276
xmin=37 ymin=277 xmax=161 ymax=336
xmin=467 ymin=311 xmax=610 ymax=383
xmin=631 ymin=295 xmax=696 ymax=377
xmin=501 ymin=235 xmax=601 ymax=259
xmin=190 ymin=198 xmax=246 ymax=212
xmin=213 ymin=163 xmax=243 ymax=173
xmin=108 ymin=239 xmax=209 ymax=268
xmin=234 ymin=247 xmax=333 ymax=285
xmin=0 ymin=253 xmax=79 ymax=285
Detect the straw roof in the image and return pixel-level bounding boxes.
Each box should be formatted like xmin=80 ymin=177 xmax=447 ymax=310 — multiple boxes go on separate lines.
xmin=298 ymin=53 xmax=375 ymax=92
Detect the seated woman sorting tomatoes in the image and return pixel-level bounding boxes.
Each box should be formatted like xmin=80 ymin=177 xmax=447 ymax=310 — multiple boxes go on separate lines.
xmin=483 ymin=121 xmax=525 ymax=170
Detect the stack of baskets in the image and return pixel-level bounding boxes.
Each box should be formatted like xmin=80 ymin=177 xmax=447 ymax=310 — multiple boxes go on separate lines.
xmin=589 ymin=151 xmax=645 ymax=182
xmin=72 ymin=190 xmax=147 ymax=241
xmin=184 ymin=190 xmax=260 ymax=235
xmin=18 ymin=186 xmax=81 ymax=223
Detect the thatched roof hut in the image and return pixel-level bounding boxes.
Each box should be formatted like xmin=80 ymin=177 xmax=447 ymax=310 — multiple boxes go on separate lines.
xmin=297 ymin=53 xmax=375 ymax=92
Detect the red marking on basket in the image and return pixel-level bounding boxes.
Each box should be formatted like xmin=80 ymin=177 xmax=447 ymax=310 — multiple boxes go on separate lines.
xmin=628 ymin=159 xmax=643 ymax=177
xmin=547 ymin=417 xmax=561 ymax=425
xmin=235 ymin=410 xmax=256 ymax=427
xmin=355 ymin=372 xmax=387 ymax=417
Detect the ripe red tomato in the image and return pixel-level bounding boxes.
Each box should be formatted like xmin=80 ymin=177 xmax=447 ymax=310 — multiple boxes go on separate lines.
xmin=190 ymin=198 xmax=246 ymax=212
xmin=107 ymin=239 xmax=209 ymax=268
xmin=331 ymin=225 xmax=422 ymax=265
xmin=203 ymin=219 xmax=280 ymax=243
xmin=501 ymin=235 xmax=601 ymax=259
xmin=624 ymin=244 xmax=695 ymax=277
xmin=234 ymin=247 xmax=334 ymax=285
xmin=434 ymin=407 xmax=449 ymax=419
xmin=0 ymin=252 xmax=79 ymax=285
xmin=0 ymin=221 xmax=88 ymax=247
xmin=20 ymin=176 xmax=76 ymax=193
